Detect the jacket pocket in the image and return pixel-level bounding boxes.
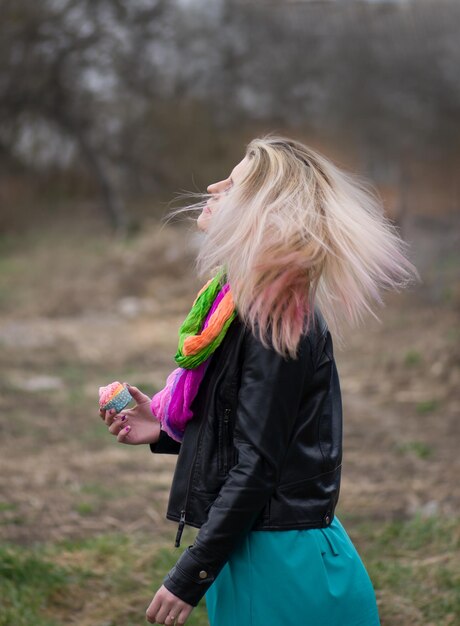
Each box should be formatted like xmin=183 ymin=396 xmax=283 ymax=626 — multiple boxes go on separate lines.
xmin=217 ymin=406 xmax=232 ymax=476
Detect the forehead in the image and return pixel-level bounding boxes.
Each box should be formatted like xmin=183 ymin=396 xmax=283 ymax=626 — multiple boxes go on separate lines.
xmin=231 ymin=155 xmax=250 ymax=180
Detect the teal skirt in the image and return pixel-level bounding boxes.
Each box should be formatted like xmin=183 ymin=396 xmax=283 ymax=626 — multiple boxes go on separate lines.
xmin=205 ymin=516 xmax=380 ymax=626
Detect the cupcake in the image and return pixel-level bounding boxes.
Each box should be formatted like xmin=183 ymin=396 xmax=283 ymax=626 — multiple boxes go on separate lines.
xmin=99 ymin=381 xmax=132 ymax=413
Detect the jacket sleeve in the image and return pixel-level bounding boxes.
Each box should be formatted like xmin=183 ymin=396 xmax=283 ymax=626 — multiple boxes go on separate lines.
xmin=149 ymin=428 xmax=182 ymax=455
xmin=161 ymin=326 xmax=315 ymax=606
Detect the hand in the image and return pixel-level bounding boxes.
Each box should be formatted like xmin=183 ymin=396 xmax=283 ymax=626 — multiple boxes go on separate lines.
xmin=99 ymin=383 xmax=161 ymax=445
xmin=146 ymin=584 xmax=194 ymax=625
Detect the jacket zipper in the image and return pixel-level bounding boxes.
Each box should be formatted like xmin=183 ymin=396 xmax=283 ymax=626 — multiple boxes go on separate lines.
xmin=175 ymin=510 xmax=186 ymax=548
xmin=174 ymin=329 xmax=238 ymax=548
xmin=175 ymin=406 xmax=209 ymax=547
xmin=222 ymin=407 xmax=231 ymax=474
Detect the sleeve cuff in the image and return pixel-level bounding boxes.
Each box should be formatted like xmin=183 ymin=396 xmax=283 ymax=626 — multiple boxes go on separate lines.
xmin=149 ymin=428 xmax=182 ymax=455
xmin=162 ymin=546 xmax=218 ymax=606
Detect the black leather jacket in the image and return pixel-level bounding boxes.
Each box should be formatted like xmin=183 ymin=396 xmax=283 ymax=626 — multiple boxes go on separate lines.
xmin=149 ymin=308 xmax=342 ymax=607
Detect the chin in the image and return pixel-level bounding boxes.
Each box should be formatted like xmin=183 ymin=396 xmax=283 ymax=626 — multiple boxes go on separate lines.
xmin=197 ymin=216 xmax=209 ymax=233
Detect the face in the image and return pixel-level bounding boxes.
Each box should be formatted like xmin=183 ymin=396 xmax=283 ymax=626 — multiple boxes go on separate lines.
xmin=197 ymin=155 xmax=251 ymax=233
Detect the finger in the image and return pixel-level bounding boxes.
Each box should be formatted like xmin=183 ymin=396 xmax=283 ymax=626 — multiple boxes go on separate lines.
xmin=117 ymin=424 xmax=131 ymax=442
xmin=115 ymin=408 xmax=133 ymax=420
xmin=146 ymin=597 xmax=167 ymax=624
xmin=105 ymin=408 xmax=130 ymax=427
xmin=108 ymin=415 xmax=129 ymax=435
xmin=177 ymin=605 xmax=193 ymax=625
xmin=166 ymin=601 xmax=190 ymax=625
xmin=146 ymin=594 xmax=165 ymax=624
xmin=155 ymin=601 xmax=176 ymax=625
xmin=104 ymin=408 xmax=117 ymax=426
xmin=124 ymin=383 xmax=150 ymax=404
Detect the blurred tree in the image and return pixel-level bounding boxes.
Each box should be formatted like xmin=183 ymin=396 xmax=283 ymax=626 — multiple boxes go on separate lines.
xmin=0 ymin=0 xmax=459 ymax=232
xmin=0 ymin=0 xmax=168 ymax=232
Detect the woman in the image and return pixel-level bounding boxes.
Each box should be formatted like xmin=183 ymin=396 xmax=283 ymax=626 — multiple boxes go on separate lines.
xmin=100 ymin=135 xmax=419 ymax=625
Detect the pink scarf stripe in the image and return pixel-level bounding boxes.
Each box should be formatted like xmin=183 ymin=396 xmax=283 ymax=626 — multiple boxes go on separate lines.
xmin=151 ymin=284 xmax=230 ymax=442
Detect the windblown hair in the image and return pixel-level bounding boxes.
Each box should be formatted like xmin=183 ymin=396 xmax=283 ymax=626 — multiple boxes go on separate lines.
xmin=164 ymin=134 xmax=420 ymax=358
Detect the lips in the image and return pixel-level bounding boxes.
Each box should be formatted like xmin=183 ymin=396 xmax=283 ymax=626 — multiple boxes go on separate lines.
xmin=204 ymin=205 xmax=211 ymax=214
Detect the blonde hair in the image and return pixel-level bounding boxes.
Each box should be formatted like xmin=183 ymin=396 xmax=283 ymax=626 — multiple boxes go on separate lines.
xmin=164 ymin=133 xmax=420 ymax=358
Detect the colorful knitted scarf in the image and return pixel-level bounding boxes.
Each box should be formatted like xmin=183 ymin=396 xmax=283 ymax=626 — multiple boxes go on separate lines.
xmin=151 ymin=269 xmax=237 ymax=442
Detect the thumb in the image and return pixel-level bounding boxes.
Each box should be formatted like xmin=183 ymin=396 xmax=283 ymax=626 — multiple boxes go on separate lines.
xmin=124 ymin=383 xmax=150 ymax=403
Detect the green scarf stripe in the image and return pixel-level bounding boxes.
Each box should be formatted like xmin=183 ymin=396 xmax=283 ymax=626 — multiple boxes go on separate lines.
xmin=177 ymin=273 xmax=223 ymax=353
xmin=175 ymin=309 xmax=237 ymax=369
xmin=175 ymin=269 xmax=235 ymax=369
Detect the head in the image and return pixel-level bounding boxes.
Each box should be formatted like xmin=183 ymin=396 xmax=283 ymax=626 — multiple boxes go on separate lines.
xmin=196 ymin=155 xmax=252 ymax=234
xmin=167 ymin=133 xmax=419 ymax=358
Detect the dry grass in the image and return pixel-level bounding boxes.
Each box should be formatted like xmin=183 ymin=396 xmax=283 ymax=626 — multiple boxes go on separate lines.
xmin=0 ymin=211 xmax=459 ymax=624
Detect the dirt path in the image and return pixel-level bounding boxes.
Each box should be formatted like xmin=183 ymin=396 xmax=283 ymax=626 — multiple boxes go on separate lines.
xmin=1 ymin=217 xmax=459 ymax=546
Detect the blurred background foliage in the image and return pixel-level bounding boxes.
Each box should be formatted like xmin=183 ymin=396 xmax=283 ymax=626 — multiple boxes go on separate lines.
xmin=1 ymin=0 xmax=459 ymax=234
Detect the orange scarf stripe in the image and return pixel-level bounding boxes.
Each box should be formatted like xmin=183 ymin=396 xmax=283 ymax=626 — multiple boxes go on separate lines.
xmin=183 ymin=291 xmax=235 ymax=356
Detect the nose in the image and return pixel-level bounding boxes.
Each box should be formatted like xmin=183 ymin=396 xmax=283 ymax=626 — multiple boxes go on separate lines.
xmin=207 ymin=178 xmax=229 ymax=195
xmin=207 ymin=182 xmax=218 ymax=194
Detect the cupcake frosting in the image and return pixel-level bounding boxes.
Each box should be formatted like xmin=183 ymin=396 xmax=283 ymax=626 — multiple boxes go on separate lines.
xmin=99 ymin=381 xmax=125 ymax=408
